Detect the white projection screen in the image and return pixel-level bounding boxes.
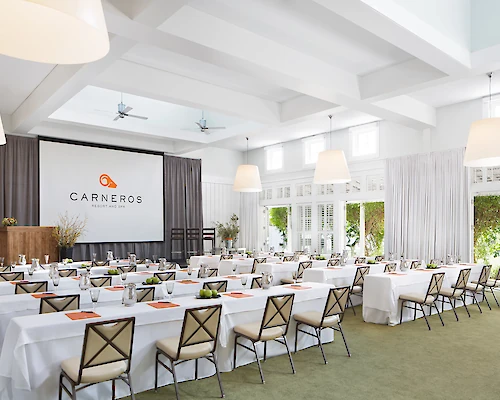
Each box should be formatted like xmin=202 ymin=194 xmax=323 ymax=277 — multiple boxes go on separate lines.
xmin=39 ymin=140 xmax=164 ymax=243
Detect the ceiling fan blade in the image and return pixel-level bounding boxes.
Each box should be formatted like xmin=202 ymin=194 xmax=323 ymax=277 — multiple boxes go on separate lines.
xmin=205 ymin=127 xmax=226 ymax=130
xmin=195 ymin=122 xmax=204 ymax=129
xmin=122 ymin=106 xmax=133 ymax=114
xmin=113 ymin=115 xmax=121 ymax=121
xmin=126 ymin=114 xmax=149 ymax=120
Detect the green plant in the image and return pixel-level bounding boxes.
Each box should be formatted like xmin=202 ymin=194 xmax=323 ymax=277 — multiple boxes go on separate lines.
xmin=2 ymin=217 xmax=17 ymax=226
xmin=367 ymin=259 xmax=376 ymax=264
xmin=215 ymin=214 xmax=240 ymax=243
xmin=426 ymin=263 xmax=438 ymax=269
xmin=346 ymin=203 xmax=360 ymax=256
xmin=474 ymin=196 xmax=500 ymax=263
xmin=364 ymin=202 xmax=385 ymax=256
xmin=52 ymin=212 xmax=86 ymax=248
xmin=269 ymin=207 xmax=288 ymax=246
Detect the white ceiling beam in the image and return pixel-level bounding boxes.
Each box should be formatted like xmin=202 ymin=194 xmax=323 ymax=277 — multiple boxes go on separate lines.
xmin=313 ymin=0 xmax=471 ymax=76
xmin=95 ymin=60 xmax=281 ymax=125
xmin=373 ymin=96 xmax=436 ymax=128
xmin=280 ymin=96 xmax=339 ymax=123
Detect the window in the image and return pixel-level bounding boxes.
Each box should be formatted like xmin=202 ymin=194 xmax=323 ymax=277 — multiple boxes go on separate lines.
xmin=296 ymin=183 xmax=312 ymax=197
xmin=350 ymin=123 xmax=379 ymax=159
xmin=345 ymin=177 xmax=361 ymax=193
xmin=317 ymin=184 xmax=334 ymax=196
xmin=303 ymin=136 xmax=325 ymax=165
xmin=266 ymin=188 xmax=273 ymax=200
xmin=473 ymin=168 xmax=483 ymax=184
xmin=297 ymin=204 xmax=312 ymax=252
xmin=367 ymin=175 xmax=384 ymax=191
xmin=265 ymin=145 xmax=283 ymax=171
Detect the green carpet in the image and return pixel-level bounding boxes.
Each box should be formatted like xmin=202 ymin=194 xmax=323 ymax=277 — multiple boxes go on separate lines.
xmin=128 ymin=296 xmax=499 ymax=400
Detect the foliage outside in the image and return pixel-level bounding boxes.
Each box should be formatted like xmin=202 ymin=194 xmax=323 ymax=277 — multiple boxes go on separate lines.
xmin=215 ymin=214 xmax=240 ymax=243
xmin=269 ymin=207 xmax=288 ymax=247
xmin=52 ymin=212 xmax=86 ymax=248
xmin=474 ymin=196 xmax=500 ymax=277
xmin=346 ymin=203 xmax=360 ymax=256
xmin=346 ymin=202 xmax=384 ymax=257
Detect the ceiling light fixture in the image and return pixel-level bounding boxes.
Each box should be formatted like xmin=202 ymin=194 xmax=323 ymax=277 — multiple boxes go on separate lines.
xmin=464 ymin=72 xmax=500 ymax=167
xmin=0 ymin=116 xmax=5 ymax=146
xmin=313 ymin=115 xmax=351 ymax=184
xmin=233 ymin=137 xmax=262 ymax=192
xmin=0 ymin=0 xmax=109 ymax=64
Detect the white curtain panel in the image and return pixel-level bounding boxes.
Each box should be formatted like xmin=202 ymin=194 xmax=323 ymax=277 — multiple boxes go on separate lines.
xmin=385 ymin=148 xmax=471 ymax=262
xmin=239 ymin=192 xmax=259 ymax=251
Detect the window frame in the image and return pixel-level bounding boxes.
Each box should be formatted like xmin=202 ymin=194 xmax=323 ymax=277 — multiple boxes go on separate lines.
xmin=302 ymin=135 xmax=326 ymax=166
xmin=349 ymin=122 xmax=379 ymax=160
xmin=265 ymin=144 xmax=284 ymax=172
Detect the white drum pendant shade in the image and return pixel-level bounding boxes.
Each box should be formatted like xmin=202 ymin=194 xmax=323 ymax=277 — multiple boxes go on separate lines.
xmin=464 ymin=118 xmax=500 ymax=167
xmin=0 ymin=117 xmax=5 ymax=146
xmin=0 ymin=0 xmax=109 ymax=64
xmin=233 ymin=164 xmax=262 ymax=192
xmin=313 ymin=150 xmax=351 ymax=184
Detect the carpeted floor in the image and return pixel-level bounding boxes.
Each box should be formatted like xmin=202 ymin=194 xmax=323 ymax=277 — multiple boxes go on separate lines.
xmin=127 ymin=295 xmax=499 ymax=400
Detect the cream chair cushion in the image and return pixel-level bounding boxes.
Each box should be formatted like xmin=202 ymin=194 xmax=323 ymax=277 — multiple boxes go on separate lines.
xmin=234 ymin=322 xmax=284 ymax=341
xmin=399 ymin=293 xmax=435 ymax=304
xmin=465 ymin=283 xmax=484 ymax=292
xmin=439 ymin=288 xmax=464 ymax=297
xmin=61 ymin=357 xmax=127 ymax=384
xmin=156 ymin=336 xmax=212 ymax=360
xmin=294 ymin=311 xmax=340 ymax=328
xmin=351 ymin=285 xmax=363 ymax=293
xmin=472 ymin=279 xmax=499 ymax=287
xmin=281 ymin=278 xmax=302 ymax=285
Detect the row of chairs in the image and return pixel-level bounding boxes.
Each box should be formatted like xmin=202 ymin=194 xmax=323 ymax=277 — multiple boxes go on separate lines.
xmin=58 ymin=286 xmax=352 ymax=400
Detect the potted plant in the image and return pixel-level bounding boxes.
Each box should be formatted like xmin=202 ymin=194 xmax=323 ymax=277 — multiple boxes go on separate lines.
xmin=52 ymin=212 xmax=86 ymax=261
xmin=2 ymin=217 xmax=17 ymax=226
xmin=215 ymin=214 xmax=239 ymax=249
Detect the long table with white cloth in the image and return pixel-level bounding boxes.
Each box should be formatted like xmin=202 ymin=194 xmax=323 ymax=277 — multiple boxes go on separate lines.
xmin=0 ymin=282 xmax=334 ymax=400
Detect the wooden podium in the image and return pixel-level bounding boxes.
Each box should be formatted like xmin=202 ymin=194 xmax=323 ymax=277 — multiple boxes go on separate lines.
xmin=0 ymin=226 xmax=58 ymax=263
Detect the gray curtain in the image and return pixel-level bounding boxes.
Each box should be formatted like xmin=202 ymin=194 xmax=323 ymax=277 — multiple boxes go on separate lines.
xmin=0 ymin=135 xmax=39 ymax=225
xmin=73 ymin=155 xmax=203 ymax=261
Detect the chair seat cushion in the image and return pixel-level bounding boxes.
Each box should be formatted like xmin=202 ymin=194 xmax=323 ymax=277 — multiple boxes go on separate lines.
xmin=234 ymin=321 xmax=284 ymax=341
xmin=61 ymin=357 xmax=127 ymax=384
xmin=281 ymin=278 xmax=302 ymax=284
xmin=465 ymin=283 xmax=484 ymax=292
xmin=472 ymin=279 xmax=499 ymax=287
xmin=439 ymin=287 xmax=464 ymax=297
xmin=156 ymin=336 xmax=212 ymax=361
xmin=351 ymin=285 xmax=363 ymax=294
xmin=399 ymin=293 xmax=435 ymax=304
xmin=294 ymin=311 xmax=340 ymax=328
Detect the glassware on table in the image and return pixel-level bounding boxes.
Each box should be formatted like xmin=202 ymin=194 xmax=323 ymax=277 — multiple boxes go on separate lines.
xmin=187 ymin=265 xmax=193 ymax=276
xmin=18 ymin=254 xmax=26 ymax=265
xmin=232 ymin=263 xmax=237 ymax=275
xmin=122 ymin=283 xmax=137 ymax=307
xmin=107 ymin=251 xmax=114 ymax=261
xmin=457 ymin=256 xmax=462 ymax=263
xmin=49 ymin=263 xmax=59 ymax=279
xmin=121 ymin=271 xmax=128 ymax=284
xmin=240 ymin=275 xmax=248 ymax=289
xmin=0 ymin=257 xmax=5 ymax=267
xmin=165 ymin=281 xmax=174 ymax=302
xmin=52 ymin=274 xmax=60 ymax=291
xmin=92 ymin=253 xmax=97 ymax=262
xmin=79 ymin=270 xmax=91 ymax=290
xmin=28 ymin=263 xmax=35 ymax=277
xmin=44 ymin=254 xmax=49 ymax=265
xmin=90 ymin=288 xmax=100 ymax=311
xmin=152 ymin=254 xmax=158 ymax=264
xmin=62 ymin=258 xmax=67 ymax=266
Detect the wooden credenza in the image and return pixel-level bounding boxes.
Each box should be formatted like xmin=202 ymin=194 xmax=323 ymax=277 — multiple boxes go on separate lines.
xmin=0 ymin=226 xmax=58 ymax=264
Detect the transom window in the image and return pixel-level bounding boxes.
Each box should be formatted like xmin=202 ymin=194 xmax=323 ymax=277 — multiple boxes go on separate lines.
xmin=303 ymin=136 xmax=325 ymax=165
xmin=265 ymin=145 xmax=283 ymax=171
xmin=350 ymin=123 xmax=379 ymax=159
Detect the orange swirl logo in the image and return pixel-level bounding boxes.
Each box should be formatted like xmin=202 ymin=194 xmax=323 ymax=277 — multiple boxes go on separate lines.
xmin=99 ymin=174 xmax=117 ymax=188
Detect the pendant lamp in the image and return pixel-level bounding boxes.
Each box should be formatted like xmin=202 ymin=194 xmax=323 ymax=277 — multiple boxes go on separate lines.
xmin=464 ymin=73 xmax=500 ymax=167
xmin=0 ymin=116 xmax=5 ymax=146
xmin=233 ymin=137 xmax=262 ymax=192
xmin=0 ymin=0 xmax=109 ymax=64
xmin=313 ymin=115 xmax=351 ymax=184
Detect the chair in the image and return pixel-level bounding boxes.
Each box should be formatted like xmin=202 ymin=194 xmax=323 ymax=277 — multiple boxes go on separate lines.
xmin=0 ymin=265 xmax=11 ymax=272
xmin=202 ymin=228 xmax=216 ymax=253
xmin=374 ymin=256 xmax=384 ymax=262
xmin=251 ymin=257 xmax=267 ymax=274
xmin=465 ymin=265 xmax=492 ymax=313
xmin=59 ymin=317 xmax=136 ymax=400
xmin=92 ymin=261 xmax=110 ymax=267
xmin=283 ymin=256 xmax=294 ymax=262
xmin=186 ymin=228 xmax=202 ymax=258
xmin=165 ymin=262 xmax=177 ymax=270
xmin=207 ymin=268 xmax=218 ymax=278
xmin=90 ymin=277 xmax=112 ymax=287
xmin=220 ymin=254 xmax=233 ymax=260
xmin=429 ymin=259 xmax=440 ymax=265
xmin=15 ymin=281 xmax=48 ymax=294
xmin=399 ymin=272 xmax=445 ymax=330
xmin=155 ymin=305 xmax=223 ymax=400
xmin=0 ymin=271 xmax=24 ymax=281
xmin=170 ymin=228 xmax=186 ymax=261
xmin=40 ymin=294 xmax=80 ymax=314
xmin=118 ymin=266 xmax=137 ymax=274
xmin=294 ymin=286 xmax=351 ymax=363
xmin=439 ymin=268 xmax=471 ymax=321
xmin=275 ymin=252 xmax=284 ymax=257
xmin=233 ymin=294 xmax=295 ymax=383
xmin=410 ymin=260 xmax=421 ymax=269
xmin=203 ymin=280 xmax=227 ymax=293
xmin=281 ymin=261 xmax=312 ymax=284
xmin=137 ymin=287 xmax=155 ymax=303
xmin=327 ymin=258 xmax=340 ymax=267
xmin=384 ymin=263 xmax=397 ymax=273
xmin=473 ymin=267 xmax=500 ymax=307
xmin=59 ymin=269 xmax=77 ymax=278
xmin=331 ymin=253 xmax=341 ymax=259
xmin=354 ymin=257 xmax=366 ymax=264
xmin=137 ymin=259 xmax=146 ymax=264
xmin=251 ymin=277 xmax=262 ymax=289
xmin=347 ymin=266 xmax=370 ymax=315
xmin=155 ymin=271 xmax=176 ymax=281
xmin=294 ymin=251 xmax=305 ymax=256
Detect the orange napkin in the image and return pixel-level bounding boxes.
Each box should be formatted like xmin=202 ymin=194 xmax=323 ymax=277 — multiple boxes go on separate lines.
xmin=276 ymin=262 xmax=283 ymax=264
xmin=326 ymin=267 xmax=342 ymax=270
xmin=178 ymin=280 xmax=198 ymax=284
xmin=288 ymin=285 xmax=312 ymax=290
xmin=224 ymin=292 xmax=253 ymax=299
xmin=31 ymin=293 xmax=56 ymax=298
xmin=72 ymin=277 xmax=81 ymax=280
xmin=224 ymin=276 xmax=240 ymax=280
xmin=148 ymin=302 xmax=180 ymax=309
xmin=66 ymin=311 xmax=101 ymax=320
xmin=9 ymin=280 xmax=29 ymax=285
xmin=106 ymin=286 xmax=125 ymax=291
xmin=388 ymin=273 xmax=407 ymax=276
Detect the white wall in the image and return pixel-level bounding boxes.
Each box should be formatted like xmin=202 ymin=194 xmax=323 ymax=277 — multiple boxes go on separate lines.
xmin=471 ymin=0 xmax=500 ymax=51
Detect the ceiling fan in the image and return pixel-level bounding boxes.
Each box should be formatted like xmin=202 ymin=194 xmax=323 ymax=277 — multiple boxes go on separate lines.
xmin=112 ymin=93 xmax=148 ymax=121
xmin=195 ymin=111 xmax=226 ymax=134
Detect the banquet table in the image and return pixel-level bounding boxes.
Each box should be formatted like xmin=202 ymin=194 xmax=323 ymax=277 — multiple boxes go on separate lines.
xmin=255 ymin=260 xmax=330 ymax=284
xmin=218 ymin=257 xmax=281 ymax=276
xmin=0 ymin=282 xmax=334 ymax=400
xmin=190 ymin=254 xmax=247 ymax=268
xmin=363 ymin=264 xmax=483 ymax=326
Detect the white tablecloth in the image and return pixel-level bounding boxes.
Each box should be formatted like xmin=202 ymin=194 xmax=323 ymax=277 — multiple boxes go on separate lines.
xmin=0 ymin=282 xmax=334 ymax=400
xmin=303 ymin=263 xmax=387 ymax=286
xmin=190 ymin=254 xmax=248 ymax=268
xmin=218 ymin=257 xmax=281 ymax=276
xmin=363 ymin=264 xmax=483 ymax=326
xmin=255 ymin=260 xmax=329 ymax=284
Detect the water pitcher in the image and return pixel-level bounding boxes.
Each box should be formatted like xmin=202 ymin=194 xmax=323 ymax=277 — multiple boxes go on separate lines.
xmin=106 ymin=250 xmax=114 ymax=261
xmin=199 ymin=263 xmax=209 ymax=278
xmin=18 ymin=254 xmax=26 ymax=265
xmin=31 ymin=258 xmax=40 ymax=270
xmin=158 ymin=258 xmax=167 ymax=271
xmin=261 ymin=271 xmax=273 ymax=289
xmin=79 ymin=271 xmax=91 ymax=290
xmin=129 ymin=254 xmax=137 ymax=266
xmin=122 ymin=283 xmax=137 ymax=307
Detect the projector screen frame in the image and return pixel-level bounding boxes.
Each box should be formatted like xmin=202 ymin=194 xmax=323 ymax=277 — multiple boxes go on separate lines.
xmin=38 ymin=136 xmax=165 ymax=244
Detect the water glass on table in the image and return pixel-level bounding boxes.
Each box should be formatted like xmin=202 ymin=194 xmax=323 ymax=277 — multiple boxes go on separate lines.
xmin=152 ymin=254 xmax=158 ymax=264
xmin=240 ymin=275 xmax=248 ymax=290
xmin=164 ymin=281 xmax=174 ymax=301
xmin=0 ymin=257 xmax=4 ymax=268
xmin=52 ymin=274 xmax=60 ymax=291
xmin=90 ymin=288 xmax=100 ymax=311
xmin=121 ymin=271 xmax=128 ymax=284
xmin=44 ymin=254 xmax=49 ymax=265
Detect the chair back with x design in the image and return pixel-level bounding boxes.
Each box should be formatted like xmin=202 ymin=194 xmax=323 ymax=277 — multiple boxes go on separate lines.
xmin=154 ymin=271 xmax=176 ymax=281
xmin=136 ymin=259 xmax=146 ymax=264
xmin=327 ymin=258 xmax=341 ymax=267
xmin=429 ymin=259 xmax=440 ymax=265
xmin=252 ymin=257 xmax=267 ymax=274
xmin=251 ymin=276 xmax=262 ymax=289
xmin=294 ymin=251 xmax=304 ymax=256
xmin=15 ymin=281 xmax=47 ymax=294
xmin=207 ymin=268 xmax=218 ymax=278
xmin=374 ymin=256 xmax=384 ymax=262
xmin=137 ymin=287 xmax=155 ymax=302
xmin=410 ymin=260 xmax=421 ymax=269
xmin=40 ymin=294 xmax=80 ymax=314
xmin=165 ymin=262 xmax=177 ymax=270
xmin=58 ymin=269 xmax=77 ymax=278
xmin=0 ymin=266 xmax=11 ymax=273
xmin=92 ymin=261 xmax=110 ymax=267
xmin=203 ymin=280 xmax=228 ymax=293
xmin=297 ymin=261 xmax=312 ymax=279
xmin=473 ymin=265 xmax=492 ymax=289
xmin=354 ymin=257 xmax=366 ymax=264
xmin=452 ymin=268 xmax=471 ymax=294
xmin=384 ymin=263 xmax=397 ymax=273
xmin=175 ymin=304 xmax=222 ymax=360
xmin=352 ymin=266 xmax=370 ymax=287
xmin=275 ymin=252 xmax=284 ymax=257
xmin=259 ymin=294 xmax=295 ymax=339
xmin=90 ymin=277 xmax=112 ymax=287
xmin=283 ymin=256 xmax=294 ymax=262
xmin=220 ymin=254 xmax=233 ymax=260
xmin=0 ymin=271 xmax=24 ymax=281
xmin=77 ymin=317 xmax=135 ymax=385
xmin=322 ymin=286 xmax=350 ymax=323
xmin=119 ymin=266 xmax=137 ymax=273
xmin=331 ymin=252 xmax=341 ymax=259
xmin=426 ymin=272 xmax=445 ymax=297
xmin=492 ymin=267 xmax=500 ymax=285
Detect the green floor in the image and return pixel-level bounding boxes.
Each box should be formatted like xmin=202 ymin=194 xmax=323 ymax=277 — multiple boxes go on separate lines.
xmin=129 ymin=296 xmax=499 ymax=400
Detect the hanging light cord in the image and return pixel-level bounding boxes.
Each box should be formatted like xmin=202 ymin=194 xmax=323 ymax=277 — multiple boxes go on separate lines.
xmin=488 ymin=72 xmax=493 ymax=118
xmin=328 ymin=115 xmax=333 ymax=149
xmin=246 ymin=137 xmax=249 ymax=164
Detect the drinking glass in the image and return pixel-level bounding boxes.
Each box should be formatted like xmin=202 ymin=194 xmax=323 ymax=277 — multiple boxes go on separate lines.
xmin=92 ymin=253 xmax=97 ymax=262
xmin=52 ymin=274 xmax=60 ymax=291
xmin=240 ymin=275 xmax=248 ymax=290
xmin=121 ymin=271 xmax=128 ymax=284
xmin=145 ymin=259 xmax=150 ymax=269
xmin=232 ymin=263 xmax=237 ymax=275
xmin=152 ymin=254 xmax=158 ymax=264
xmin=165 ymin=281 xmax=174 ymax=302
xmin=187 ymin=265 xmax=193 ymax=276
xmin=44 ymin=254 xmax=49 ymax=265
xmin=90 ymin=288 xmax=100 ymax=311
xmin=0 ymin=257 xmax=4 ymax=267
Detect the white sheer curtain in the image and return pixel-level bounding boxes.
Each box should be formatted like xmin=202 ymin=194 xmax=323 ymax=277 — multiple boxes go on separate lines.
xmin=239 ymin=192 xmax=259 ymax=251
xmin=385 ymin=148 xmax=471 ymax=262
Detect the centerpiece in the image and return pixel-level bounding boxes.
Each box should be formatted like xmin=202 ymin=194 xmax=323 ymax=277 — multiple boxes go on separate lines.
xmin=215 ymin=214 xmax=239 ymax=249
xmin=2 ymin=217 xmax=17 ymax=226
xmin=52 ymin=212 xmax=86 ymax=261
